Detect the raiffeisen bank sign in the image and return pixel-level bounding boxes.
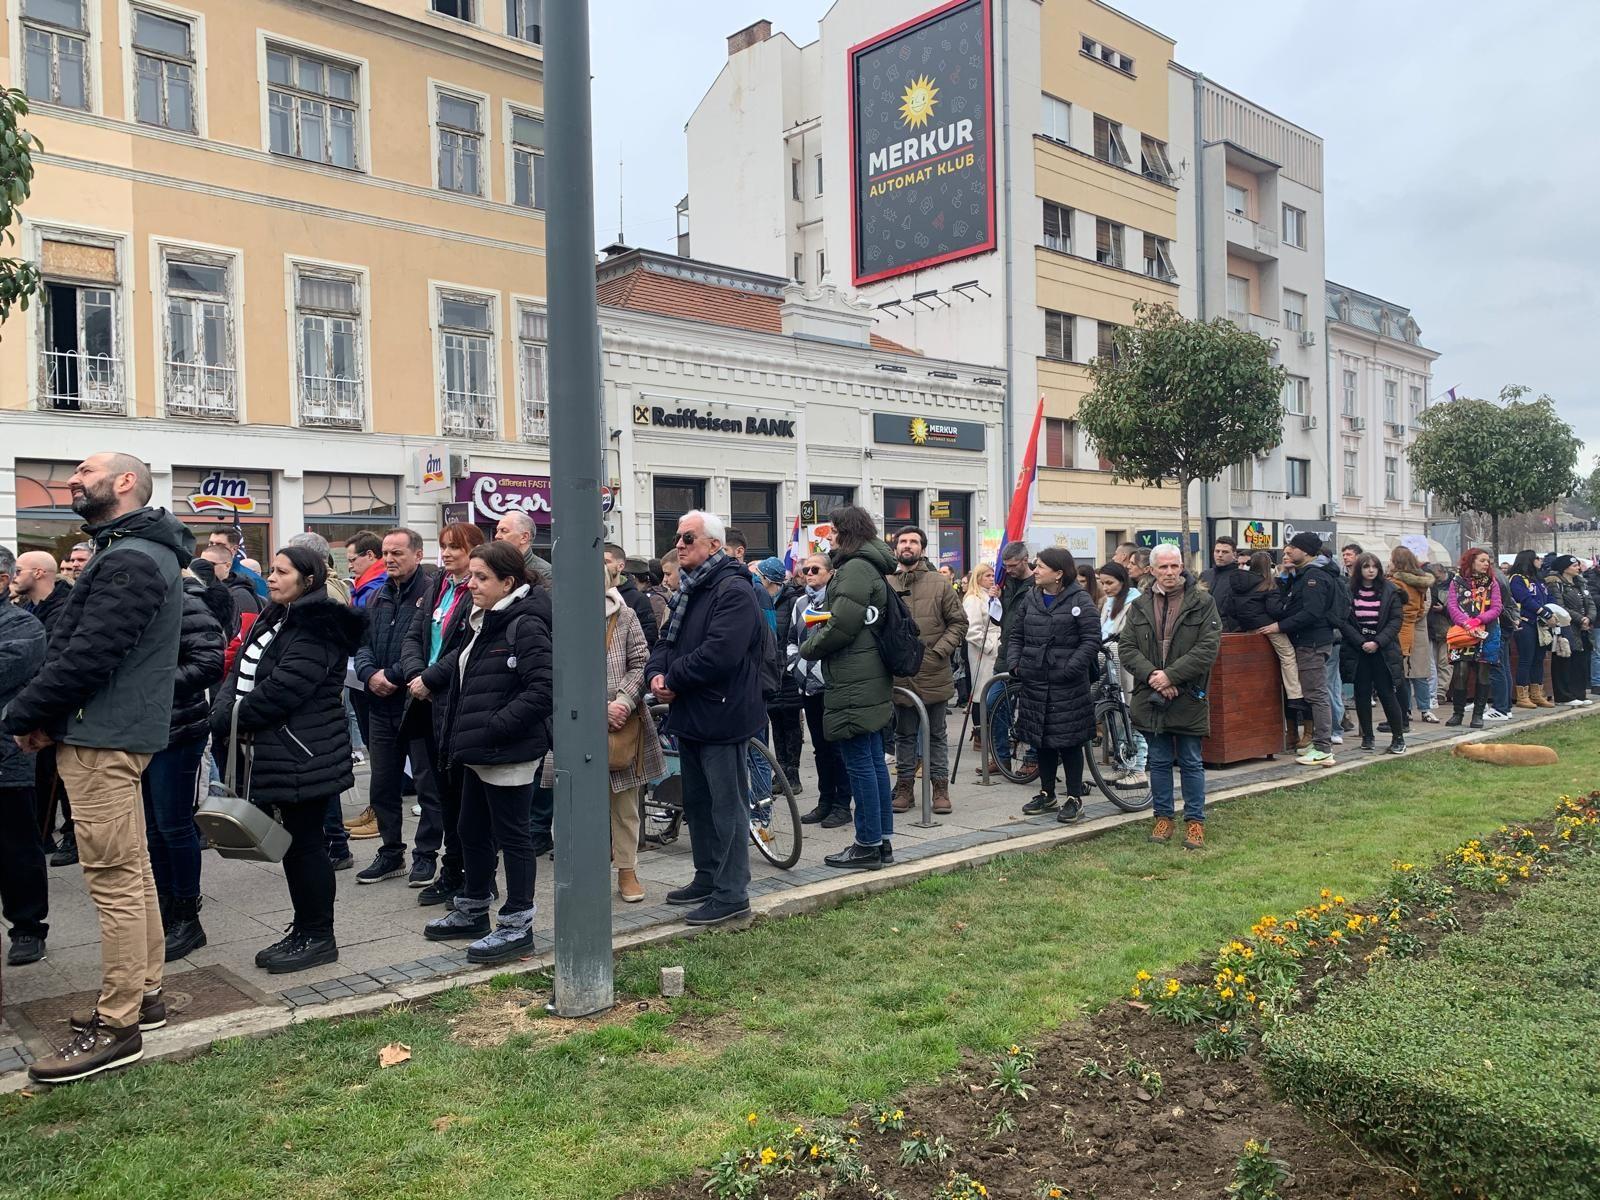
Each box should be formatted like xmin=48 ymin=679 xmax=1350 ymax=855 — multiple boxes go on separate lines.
xmin=849 ymin=0 xmax=995 ymax=286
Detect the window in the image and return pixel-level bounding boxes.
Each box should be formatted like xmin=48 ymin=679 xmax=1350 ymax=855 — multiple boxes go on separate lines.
xmin=22 ymin=0 xmax=89 ymax=110
xmin=814 ymin=154 xmax=823 ymax=196
xmin=1081 ymin=35 xmax=1134 ymax=74
xmin=1409 ymin=385 xmax=1423 ymax=421
xmin=38 ymin=237 xmax=122 ymax=414
xmin=1142 ymin=233 xmax=1174 ymax=281
xmin=1092 ymin=114 xmax=1130 ymax=168
xmin=1384 ymin=456 xmax=1399 ymax=501
xmin=791 ymin=159 xmax=801 ymax=201
xmin=884 ymin=489 xmax=919 ymax=529
xmin=438 ymin=290 xmax=496 ymax=438
xmin=1042 ymin=201 xmax=1071 ymax=253
xmin=1040 ymin=92 xmax=1069 ymax=143
xmin=295 ymin=268 xmax=363 ymax=428
xmin=1282 ymin=375 xmax=1308 ymax=416
xmin=1225 ymin=182 xmax=1248 ymax=216
xmin=516 ymin=304 xmax=548 ymax=441
xmin=816 ymin=250 xmax=826 ymax=280
xmin=654 ymin=477 xmax=706 ymax=557
xmin=1044 ymin=417 xmax=1076 ymax=468
xmin=436 ymin=90 xmax=483 ymax=195
xmin=1282 ymin=204 xmax=1306 ymax=248
xmin=1140 ymin=135 xmax=1173 ymax=184
xmin=1231 ymin=460 xmax=1253 ymax=491
xmin=1383 ymin=379 xmax=1398 ymax=423
xmin=1095 ymin=218 xmax=1124 ymax=268
xmin=1043 ymin=310 xmax=1073 ymax=362
xmin=1283 ymin=289 xmax=1305 ymax=332
xmin=1286 ymin=457 xmax=1309 ymax=498
xmin=1343 ymin=449 xmax=1359 ymax=497
xmin=793 ymin=252 xmax=802 ymax=282
xmin=133 ymin=8 xmax=194 ymax=132
xmin=267 ymin=46 xmax=359 ymax=169
xmin=432 ymin=0 xmax=474 ymax=20
xmin=1342 ymin=368 xmax=1358 ymax=415
xmin=730 ymin=482 xmax=779 ymax=559
xmin=163 ymin=253 xmax=237 ymax=420
xmin=1226 ymin=274 xmax=1249 ymax=319
xmin=510 ymin=110 xmax=545 ymax=208
xmin=810 ymin=486 xmax=855 ymax=517
xmin=1096 ymin=321 xmax=1121 ymax=363
xmin=506 ymin=0 xmax=541 ymax=44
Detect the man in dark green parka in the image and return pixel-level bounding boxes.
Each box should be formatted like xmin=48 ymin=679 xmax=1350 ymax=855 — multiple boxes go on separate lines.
xmin=1118 ymin=543 xmax=1221 ymax=852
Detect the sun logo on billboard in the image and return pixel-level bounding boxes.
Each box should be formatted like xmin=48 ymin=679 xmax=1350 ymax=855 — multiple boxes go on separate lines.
xmin=898 ymin=74 xmax=939 ymax=128
xmin=909 ymin=417 xmax=931 ymax=445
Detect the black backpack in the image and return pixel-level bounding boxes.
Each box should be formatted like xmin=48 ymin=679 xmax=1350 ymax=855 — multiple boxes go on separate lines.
xmin=873 ymin=583 xmax=926 ymax=678
xmin=1328 ymin=568 xmax=1352 ymax=625
xmin=755 ymin=617 xmax=785 ymax=702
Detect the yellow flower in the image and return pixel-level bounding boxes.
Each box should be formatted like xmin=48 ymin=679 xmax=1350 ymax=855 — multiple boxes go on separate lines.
xmin=810 ymin=1145 xmax=820 ymax=1159
xmin=1008 ymin=1044 xmax=1021 ymax=1055
xmin=793 ymin=1125 xmax=805 ymax=1137
xmin=759 ymin=1147 xmax=777 ymax=1166
xmin=1136 ymin=970 xmax=1152 ymax=982
xmin=1165 ymin=978 xmax=1181 ymax=995
xmin=1130 ymin=986 xmax=1143 ymax=1000
xmin=746 ymin=1112 xmax=758 ymax=1126
xmin=1219 ymin=987 xmax=1234 ymax=1000
xmin=894 ymin=1109 xmax=903 ymax=1120
xmin=1333 ymin=895 xmax=1346 ymax=905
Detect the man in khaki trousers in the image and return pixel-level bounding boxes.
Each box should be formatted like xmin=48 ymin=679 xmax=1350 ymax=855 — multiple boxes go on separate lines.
xmin=5 ymin=453 xmax=190 ymax=1085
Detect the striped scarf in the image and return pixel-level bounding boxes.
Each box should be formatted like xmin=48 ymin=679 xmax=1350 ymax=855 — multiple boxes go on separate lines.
xmin=662 ymin=548 xmax=729 ymax=646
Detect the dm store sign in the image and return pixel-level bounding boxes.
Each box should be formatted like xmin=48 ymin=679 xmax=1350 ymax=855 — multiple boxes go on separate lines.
xmin=849 ymin=0 xmax=994 ymax=285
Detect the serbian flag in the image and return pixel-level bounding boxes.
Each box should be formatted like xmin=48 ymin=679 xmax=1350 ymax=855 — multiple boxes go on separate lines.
xmin=996 ymin=396 xmax=1045 ymax=573
xmin=782 ymin=514 xmax=803 ymax=575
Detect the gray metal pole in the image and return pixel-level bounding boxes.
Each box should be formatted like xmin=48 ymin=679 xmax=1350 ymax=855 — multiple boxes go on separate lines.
xmin=546 ymin=0 xmax=613 ymax=1019
xmin=894 ymin=687 xmax=938 ymax=830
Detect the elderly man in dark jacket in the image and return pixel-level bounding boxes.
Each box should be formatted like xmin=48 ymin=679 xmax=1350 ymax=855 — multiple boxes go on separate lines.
xmin=1120 ymin=544 xmax=1222 ymax=851
xmin=4 ymin=453 xmax=188 ymax=1085
xmin=647 ymin=510 xmax=763 ymax=926
xmin=0 ymin=546 xmax=49 ymax=968
xmin=352 ymin=528 xmax=441 ymax=887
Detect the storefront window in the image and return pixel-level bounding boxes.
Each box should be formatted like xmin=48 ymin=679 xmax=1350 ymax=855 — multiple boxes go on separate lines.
xmin=884 ymin=489 xmax=919 ymax=534
xmin=809 ymin=485 xmax=855 ymax=520
xmin=303 ymin=471 xmax=399 ymax=549
xmin=729 ymin=480 xmax=777 ymax=560
xmin=14 ymin=460 xmax=90 ymax=560
xmin=936 ymin=491 xmax=970 ymax=576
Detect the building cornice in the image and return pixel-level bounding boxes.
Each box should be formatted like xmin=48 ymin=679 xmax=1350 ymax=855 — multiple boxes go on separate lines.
xmin=291 ymin=0 xmax=544 ymax=77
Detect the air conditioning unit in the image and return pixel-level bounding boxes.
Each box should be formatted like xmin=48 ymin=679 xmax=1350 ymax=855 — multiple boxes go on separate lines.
xmin=1390 ymin=423 xmax=1407 ymax=436
xmin=1320 ymin=502 xmax=1338 ymax=520
xmin=1300 ymin=414 xmax=1318 ymax=431
xmin=450 ymin=452 xmax=471 ymax=477
xmin=1349 ymin=416 xmax=1367 ymax=431
xmin=1298 ymin=330 xmax=1317 ymax=348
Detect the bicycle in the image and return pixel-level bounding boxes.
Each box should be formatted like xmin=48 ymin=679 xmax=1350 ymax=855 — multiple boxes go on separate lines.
xmin=641 ymin=704 xmax=803 ymax=869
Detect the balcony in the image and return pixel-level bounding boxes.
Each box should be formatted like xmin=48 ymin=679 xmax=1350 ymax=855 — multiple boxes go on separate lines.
xmin=1224 ymin=209 xmax=1278 ymax=262
xmin=442 ymin=389 xmax=498 ymax=440
xmin=519 ymin=394 xmax=549 ymax=442
xmin=1247 ymin=313 xmax=1280 ymax=340
xmin=40 ymin=351 xmax=125 ymax=415
xmin=300 ymin=375 xmax=365 ymax=429
xmin=165 ymin=361 xmax=238 ymax=421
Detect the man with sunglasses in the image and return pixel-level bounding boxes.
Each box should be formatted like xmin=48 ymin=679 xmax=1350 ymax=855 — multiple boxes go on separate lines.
xmin=647 ymin=511 xmax=763 ymax=926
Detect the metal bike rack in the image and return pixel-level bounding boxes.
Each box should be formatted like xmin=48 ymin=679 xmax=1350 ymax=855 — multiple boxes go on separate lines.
xmin=892 ymin=686 xmax=939 ymax=829
xmin=975 ymin=671 xmax=1012 ymax=787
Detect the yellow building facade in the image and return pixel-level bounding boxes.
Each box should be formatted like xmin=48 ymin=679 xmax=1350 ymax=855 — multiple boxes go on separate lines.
xmin=0 ymin=0 xmax=549 ymax=560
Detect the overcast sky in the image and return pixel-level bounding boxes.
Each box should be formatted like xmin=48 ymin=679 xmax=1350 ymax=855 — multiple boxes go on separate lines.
xmin=587 ymin=1 xmax=1600 ymax=464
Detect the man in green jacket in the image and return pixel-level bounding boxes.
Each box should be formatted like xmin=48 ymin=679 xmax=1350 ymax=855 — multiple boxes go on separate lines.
xmin=1118 ymin=544 xmax=1221 ymax=851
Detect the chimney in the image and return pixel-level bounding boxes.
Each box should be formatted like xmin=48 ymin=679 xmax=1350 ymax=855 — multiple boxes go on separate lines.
xmin=727 ymin=19 xmax=772 ymax=57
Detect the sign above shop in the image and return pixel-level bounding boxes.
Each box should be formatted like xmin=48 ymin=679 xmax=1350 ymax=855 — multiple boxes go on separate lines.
xmin=632 ymin=402 xmax=795 ymax=439
xmin=416 ymin=444 xmax=451 ymax=495
xmin=928 ymin=499 xmax=951 ymax=520
xmin=173 ymin=468 xmax=272 ymax=518
xmin=441 ymin=502 xmax=473 ymax=526
xmin=456 ymin=472 xmax=552 ymax=525
xmin=1026 ymin=525 xmax=1097 ymax=564
xmin=1136 ymin=529 xmax=1201 ymax=554
xmin=872 ymin=412 xmax=986 ymax=452
xmin=1281 ymin=520 xmax=1338 ymax=554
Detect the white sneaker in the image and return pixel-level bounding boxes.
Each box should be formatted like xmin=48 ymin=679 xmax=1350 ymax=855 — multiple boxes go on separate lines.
xmin=1567 ymin=699 xmax=1586 ymax=707
xmin=1485 ymin=709 xmax=1511 ymax=721
xmin=1330 ymin=734 xmax=1344 ymax=745
xmin=411 ymin=803 xmax=422 ymax=817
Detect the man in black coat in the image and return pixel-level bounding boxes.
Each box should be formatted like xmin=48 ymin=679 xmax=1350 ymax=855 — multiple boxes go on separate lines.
xmin=1200 ymin=536 xmax=1247 ymax=632
xmin=0 ymin=546 xmax=48 ymax=968
xmin=647 ymin=511 xmax=762 ymax=928
xmin=604 ymin=543 xmax=659 ymax=648
xmin=10 ymin=551 xmax=75 ymax=860
xmin=351 ymin=528 xmax=441 ymax=887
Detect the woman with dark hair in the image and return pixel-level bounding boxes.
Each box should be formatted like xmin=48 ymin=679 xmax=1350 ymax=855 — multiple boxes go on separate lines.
xmin=1444 ymin=547 xmax=1503 ymax=728
xmin=792 ymin=552 xmax=852 ymax=828
xmin=1508 ymin=549 xmax=1555 ymax=708
xmin=1076 ymin=565 xmax=1101 ymax=607
xmin=1338 ymin=552 xmax=1407 ymax=754
xmin=800 ymin=506 xmax=897 ymax=871
xmin=210 ymin=545 xmax=364 ymax=973
xmin=398 ymin=519 xmax=486 ymax=907
xmin=1094 ymin=560 xmax=1146 ymax=783
xmin=1386 ymin=545 xmax=1439 ymax=727
xmin=1544 ymin=555 xmax=1595 ymax=706
xmin=422 ymin=541 xmax=552 ymax=962
xmin=1006 ymin=546 xmax=1100 ymax=820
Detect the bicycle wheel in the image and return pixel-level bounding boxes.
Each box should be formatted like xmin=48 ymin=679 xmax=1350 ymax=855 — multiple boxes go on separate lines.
xmin=1087 ymin=700 xmax=1153 ymax=812
xmin=988 ymin=680 xmax=1040 ymax=784
xmin=747 ymin=738 xmax=802 ymax=869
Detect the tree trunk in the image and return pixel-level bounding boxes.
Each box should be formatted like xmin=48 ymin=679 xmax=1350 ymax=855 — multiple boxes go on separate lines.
xmin=1491 ymin=512 xmax=1500 ymax=563
xmin=1177 ymin=473 xmax=1192 ymax=570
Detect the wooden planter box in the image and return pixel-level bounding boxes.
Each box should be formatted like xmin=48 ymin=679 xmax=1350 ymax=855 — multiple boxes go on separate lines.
xmin=1201 ymin=633 xmax=1286 ymax=766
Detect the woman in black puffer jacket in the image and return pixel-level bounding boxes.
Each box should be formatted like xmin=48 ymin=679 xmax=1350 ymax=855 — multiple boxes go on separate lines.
xmin=141 ymin=571 xmax=225 ymax=961
xmin=422 ymin=542 xmax=553 ymax=965
xmin=211 ymin=545 xmax=363 ymax=975
xmin=1005 ymin=546 xmax=1101 ymax=821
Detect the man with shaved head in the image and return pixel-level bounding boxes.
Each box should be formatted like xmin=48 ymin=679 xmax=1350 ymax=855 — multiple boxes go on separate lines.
xmin=4 ymin=452 xmax=192 ymax=1085
xmin=12 ymin=550 xmax=70 ymax=629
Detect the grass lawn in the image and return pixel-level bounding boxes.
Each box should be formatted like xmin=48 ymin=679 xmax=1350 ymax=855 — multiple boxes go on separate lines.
xmin=3 ymin=717 xmax=1596 ymax=1200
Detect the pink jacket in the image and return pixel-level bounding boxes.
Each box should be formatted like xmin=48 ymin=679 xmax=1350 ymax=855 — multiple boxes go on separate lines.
xmin=1447 ymin=575 xmax=1502 ymax=629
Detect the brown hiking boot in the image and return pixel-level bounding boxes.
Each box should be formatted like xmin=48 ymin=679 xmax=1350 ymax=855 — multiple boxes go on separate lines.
xmin=1293 ymin=720 xmax=1313 ymax=750
xmin=932 ymin=780 xmax=952 ymax=815
xmin=891 ymin=775 xmax=916 ymax=813
xmin=29 ymin=1015 xmax=142 ymax=1085
xmin=1149 ymin=816 xmax=1174 ymax=844
xmin=1184 ymin=820 xmax=1206 ymax=851
xmin=346 ymin=810 xmax=380 ymax=839
xmin=71 ymin=991 xmax=166 ymax=1034
xmin=1513 ymin=685 xmax=1536 ymax=710
xmin=616 ymin=868 xmax=644 ymax=904
xmin=1529 ymin=683 xmax=1556 ymax=709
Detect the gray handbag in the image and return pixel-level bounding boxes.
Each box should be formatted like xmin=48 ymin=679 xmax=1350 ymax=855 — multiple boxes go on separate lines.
xmin=195 ymin=700 xmax=292 ymax=863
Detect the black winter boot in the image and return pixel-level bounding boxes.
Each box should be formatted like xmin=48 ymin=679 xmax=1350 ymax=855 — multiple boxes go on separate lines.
xmin=163 ymin=896 xmax=207 ymax=961
xmin=1445 ymin=701 xmax=1465 ymax=727
xmin=1470 ymin=699 xmax=1487 ymax=730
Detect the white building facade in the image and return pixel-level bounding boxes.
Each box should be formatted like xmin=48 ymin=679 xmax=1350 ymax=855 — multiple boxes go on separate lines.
xmin=1324 ymin=281 xmax=1439 ymax=544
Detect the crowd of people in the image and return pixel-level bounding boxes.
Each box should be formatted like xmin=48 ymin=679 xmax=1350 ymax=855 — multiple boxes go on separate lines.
xmin=3 ymin=450 xmax=1594 ymax=1087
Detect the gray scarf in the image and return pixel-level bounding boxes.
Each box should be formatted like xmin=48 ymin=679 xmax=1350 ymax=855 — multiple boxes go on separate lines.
xmin=662 ymin=548 xmax=729 ymax=646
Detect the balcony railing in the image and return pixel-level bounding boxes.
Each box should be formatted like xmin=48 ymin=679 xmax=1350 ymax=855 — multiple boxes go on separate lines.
xmin=40 ymin=351 xmax=125 ymax=414
xmin=300 ymin=375 xmax=365 ymax=429
xmin=442 ymin=389 xmax=498 ymax=440
xmin=520 ymin=395 xmax=549 ymax=442
xmin=165 ymin=360 xmax=238 ymax=420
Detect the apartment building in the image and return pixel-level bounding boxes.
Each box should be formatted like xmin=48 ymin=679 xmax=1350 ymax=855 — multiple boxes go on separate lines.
xmin=1324 ymin=281 xmax=1439 ymax=543
xmin=1168 ymin=66 xmax=1333 ymax=554
xmin=683 ymin=1 xmax=1187 ymax=564
xmin=0 ymin=0 xmax=550 ymax=561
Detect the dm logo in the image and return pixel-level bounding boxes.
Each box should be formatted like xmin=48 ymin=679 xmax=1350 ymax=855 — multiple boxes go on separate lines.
xmin=187 ymin=469 xmax=255 ymax=515
xmin=422 ymin=452 xmax=445 ymax=488
xmin=909 ymin=417 xmax=931 ymax=445
xmin=898 ymin=75 xmax=939 ymax=129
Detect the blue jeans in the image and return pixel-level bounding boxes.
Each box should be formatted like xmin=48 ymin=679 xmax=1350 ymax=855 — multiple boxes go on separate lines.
xmin=1409 ymin=677 xmax=1433 ymax=713
xmin=1146 ymin=732 xmax=1205 ymax=824
xmin=1490 ymin=645 xmax=1512 ymax=713
xmin=1514 ymin=623 xmax=1544 ymax=686
xmin=837 ymin=727 xmax=893 ymax=848
xmin=1326 ymin=650 xmax=1346 ymax=726
xmin=747 ymin=740 xmax=773 ymax=802
xmin=141 ymin=735 xmax=207 ymax=900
